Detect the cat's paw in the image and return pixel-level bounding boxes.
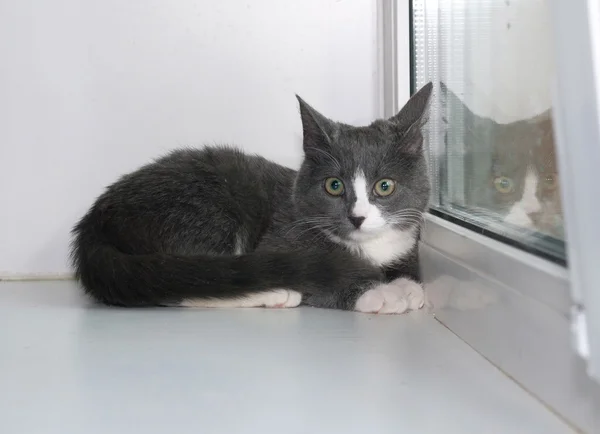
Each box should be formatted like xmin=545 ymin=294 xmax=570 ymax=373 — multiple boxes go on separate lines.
xmin=355 ymin=278 xmax=425 ymax=314
xmin=263 ymin=289 xmax=302 ymax=308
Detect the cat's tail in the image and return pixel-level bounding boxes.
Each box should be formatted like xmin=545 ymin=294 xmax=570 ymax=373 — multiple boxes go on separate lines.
xmin=70 ymin=217 xmax=378 ymax=307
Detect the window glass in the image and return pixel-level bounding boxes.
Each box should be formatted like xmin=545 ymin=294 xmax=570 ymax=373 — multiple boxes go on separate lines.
xmin=412 ymin=0 xmax=565 ymax=262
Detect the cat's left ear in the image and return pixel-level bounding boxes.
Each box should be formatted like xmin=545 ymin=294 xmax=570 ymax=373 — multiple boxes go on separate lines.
xmin=388 ymin=82 xmax=433 ymax=153
xmin=296 ymin=95 xmax=337 ymax=157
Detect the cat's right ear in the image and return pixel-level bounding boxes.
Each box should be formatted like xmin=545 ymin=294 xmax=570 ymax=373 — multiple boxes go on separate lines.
xmin=296 ymin=95 xmax=336 ymax=156
xmin=440 ymin=81 xmax=478 ymax=124
xmin=387 ymin=82 xmax=433 ymax=153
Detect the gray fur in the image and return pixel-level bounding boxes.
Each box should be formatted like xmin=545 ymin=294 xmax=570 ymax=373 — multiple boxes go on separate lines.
xmin=70 ymin=83 xmax=434 ymax=309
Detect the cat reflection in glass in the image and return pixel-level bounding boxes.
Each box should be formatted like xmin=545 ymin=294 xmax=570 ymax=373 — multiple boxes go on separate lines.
xmin=441 ymin=83 xmax=564 ymax=240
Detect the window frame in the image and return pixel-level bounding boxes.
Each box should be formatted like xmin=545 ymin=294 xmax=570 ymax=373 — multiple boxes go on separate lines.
xmin=381 ymin=0 xmax=600 ymax=431
xmin=548 ymin=0 xmax=600 ymax=379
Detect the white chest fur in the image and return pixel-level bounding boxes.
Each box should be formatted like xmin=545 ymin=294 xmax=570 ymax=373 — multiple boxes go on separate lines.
xmin=335 ymin=227 xmax=417 ymax=267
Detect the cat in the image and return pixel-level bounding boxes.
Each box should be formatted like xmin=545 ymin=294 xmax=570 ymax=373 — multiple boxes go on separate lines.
xmin=440 ymin=82 xmax=563 ymax=239
xmin=70 ymin=83 xmax=433 ymax=313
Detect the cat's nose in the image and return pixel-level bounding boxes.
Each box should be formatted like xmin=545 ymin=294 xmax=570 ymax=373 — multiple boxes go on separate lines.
xmin=348 ymin=215 xmax=366 ymax=229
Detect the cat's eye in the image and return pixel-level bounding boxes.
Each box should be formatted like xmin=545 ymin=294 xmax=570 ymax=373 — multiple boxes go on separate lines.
xmin=373 ymin=179 xmax=396 ymax=197
xmin=543 ymin=174 xmax=558 ymax=190
xmin=324 ymin=177 xmax=345 ymax=196
xmin=493 ymin=176 xmax=514 ymax=194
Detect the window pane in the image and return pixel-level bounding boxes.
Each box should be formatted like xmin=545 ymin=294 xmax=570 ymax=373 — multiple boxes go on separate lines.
xmin=412 ymin=0 xmax=565 ymax=262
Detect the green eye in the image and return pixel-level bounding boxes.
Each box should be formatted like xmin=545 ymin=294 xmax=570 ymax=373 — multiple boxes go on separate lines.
xmin=493 ymin=176 xmax=514 ymax=194
xmin=324 ymin=177 xmax=344 ymax=196
xmin=374 ymin=179 xmax=396 ymax=197
xmin=544 ymin=174 xmax=558 ymax=191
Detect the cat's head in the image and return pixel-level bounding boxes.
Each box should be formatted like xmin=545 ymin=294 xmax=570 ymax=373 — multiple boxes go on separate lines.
xmin=292 ymin=83 xmax=433 ymax=244
xmin=440 ymin=82 xmax=562 ymax=238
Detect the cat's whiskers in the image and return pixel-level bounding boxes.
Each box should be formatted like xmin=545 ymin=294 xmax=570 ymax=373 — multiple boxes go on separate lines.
xmin=392 ymin=215 xmax=422 ymax=220
xmin=390 ymin=216 xmax=423 ymax=223
xmin=303 ymin=227 xmax=335 ymax=245
xmin=285 ymin=217 xmax=338 ymax=243
xmin=391 ymin=220 xmax=423 ymax=229
xmin=388 ymin=208 xmax=425 ymax=228
xmin=390 ymin=214 xmax=424 ymax=222
xmin=389 ymin=208 xmax=424 ymax=215
xmin=283 ymin=216 xmax=332 ymax=237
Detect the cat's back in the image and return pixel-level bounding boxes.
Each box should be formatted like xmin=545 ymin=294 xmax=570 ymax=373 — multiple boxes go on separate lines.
xmin=83 ymin=145 xmax=296 ymax=256
xmin=109 ymin=145 xmax=295 ymax=197
xmin=154 ymin=146 xmax=293 ymax=182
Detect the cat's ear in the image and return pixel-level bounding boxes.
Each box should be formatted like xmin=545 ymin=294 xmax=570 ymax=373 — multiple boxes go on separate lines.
xmin=388 ymin=82 xmax=433 ymax=153
xmin=440 ymin=81 xmax=479 ymax=125
xmin=296 ymin=95 xmax=336 ymax=156
xmin=527 ymin=108 xmax=552 ymax=124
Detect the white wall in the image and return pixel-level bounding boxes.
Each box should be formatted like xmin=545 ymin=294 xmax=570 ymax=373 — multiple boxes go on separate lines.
xmin=0 ymin=0 xmax=381 ymax=276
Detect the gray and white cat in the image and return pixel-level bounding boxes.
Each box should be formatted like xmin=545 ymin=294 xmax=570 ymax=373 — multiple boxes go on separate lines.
xmin=71 ymin=83 xmax=433 ymax=314
xmin=441 ymin=83 xmax=563 ymax=239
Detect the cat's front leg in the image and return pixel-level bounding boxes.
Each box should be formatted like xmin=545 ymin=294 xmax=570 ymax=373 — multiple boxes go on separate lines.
xmin=354 ymin=278 xmax=425 ymax=314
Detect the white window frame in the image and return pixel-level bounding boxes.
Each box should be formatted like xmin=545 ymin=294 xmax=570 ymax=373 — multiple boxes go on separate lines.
xmin=379 ymin=0 xmax=600 ymax=432
xmin=549 ymin=0 xmax=600 ymax=376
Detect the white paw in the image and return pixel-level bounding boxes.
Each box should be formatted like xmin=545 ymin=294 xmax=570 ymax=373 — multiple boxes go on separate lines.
xmin=262 ymin=289 xmax=302 ymax=308
xmin=355 ymin=278 xmax=425 ymax=314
